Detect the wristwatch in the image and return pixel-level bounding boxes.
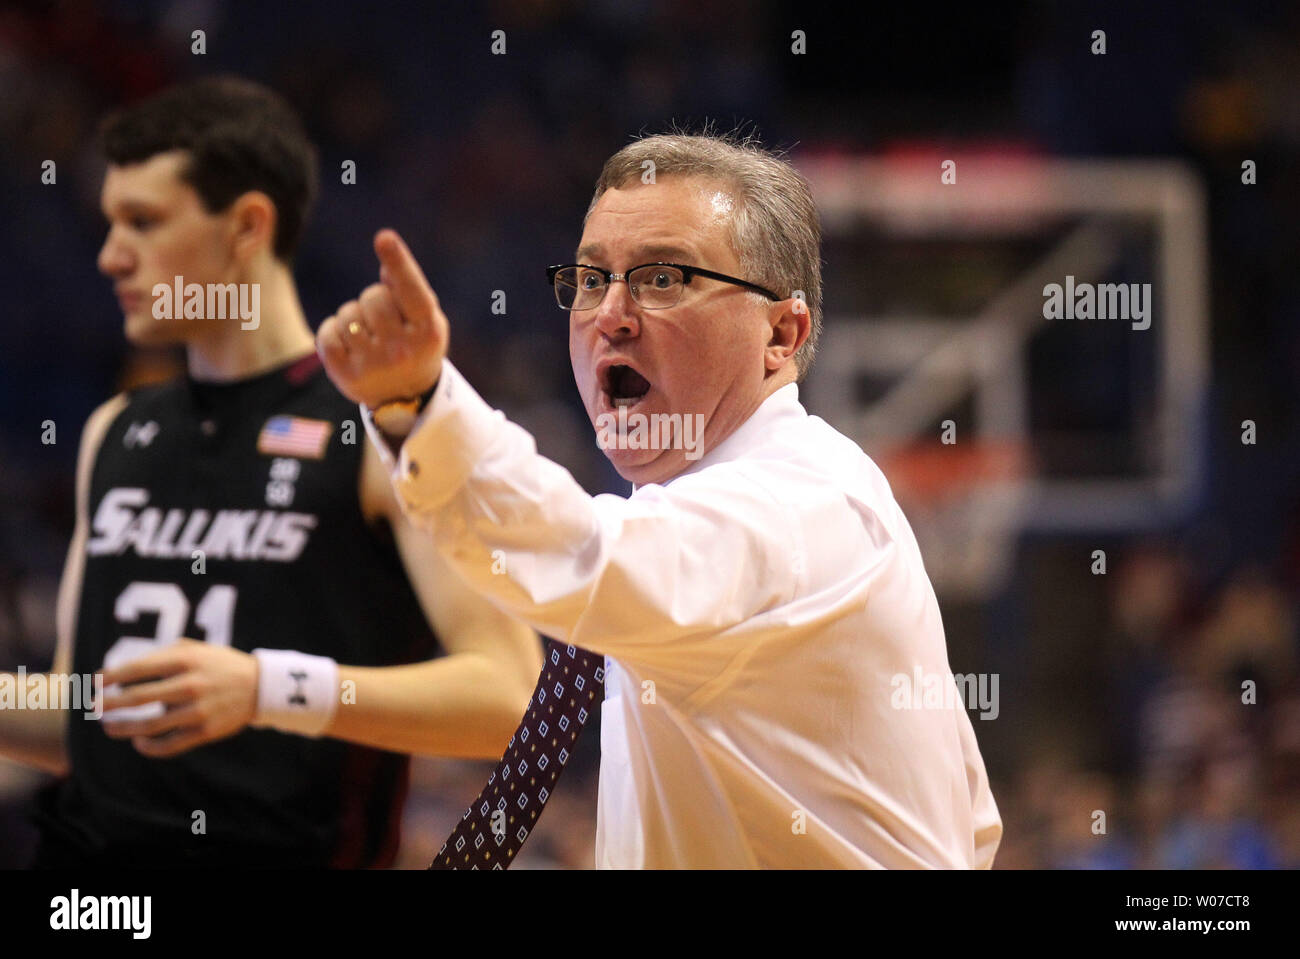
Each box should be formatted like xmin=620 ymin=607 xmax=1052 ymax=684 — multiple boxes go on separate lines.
xmin=369 ymin=380 xmax=438 ymax=441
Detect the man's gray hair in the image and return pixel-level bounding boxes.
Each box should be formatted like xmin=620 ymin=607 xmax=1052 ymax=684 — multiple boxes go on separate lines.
xmin=586 ymin=128 xmax=823 ymax=380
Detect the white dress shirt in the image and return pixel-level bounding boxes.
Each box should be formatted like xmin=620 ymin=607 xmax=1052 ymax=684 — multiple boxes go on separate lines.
xmin=365 ymin=360 xmax=1002 ymax=868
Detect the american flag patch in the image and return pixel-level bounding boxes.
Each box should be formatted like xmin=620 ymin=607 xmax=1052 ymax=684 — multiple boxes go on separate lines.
xmin=257 ymin=415 xmax=332 ymax=459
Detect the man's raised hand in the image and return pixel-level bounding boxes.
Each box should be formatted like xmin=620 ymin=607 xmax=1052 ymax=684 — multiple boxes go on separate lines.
xmin=318 ymin=229 xmax=449 ymax=408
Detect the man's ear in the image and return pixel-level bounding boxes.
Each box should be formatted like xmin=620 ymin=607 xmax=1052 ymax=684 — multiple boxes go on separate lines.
xmin=228 ymin=191 xmax=277 ymax=265
xmin=764 ymin=296 xmax=811 ymax=373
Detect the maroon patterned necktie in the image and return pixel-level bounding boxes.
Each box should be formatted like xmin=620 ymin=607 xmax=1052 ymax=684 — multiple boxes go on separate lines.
xmin=429 ymin=639 xmax=604 ymax=869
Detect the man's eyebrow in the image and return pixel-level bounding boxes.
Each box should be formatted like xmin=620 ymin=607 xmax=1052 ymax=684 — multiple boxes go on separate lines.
xmin=573 ymin=242 xmax=698 ymax=265
xmin=100 ymin=198 xmax=158 ymax=219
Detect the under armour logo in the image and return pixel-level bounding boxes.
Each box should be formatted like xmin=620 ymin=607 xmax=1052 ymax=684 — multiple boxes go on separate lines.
xmin=288 ymin=670 xmax=308 ymax=707
xmin=123 ymin=421 xmax=160 ymax=449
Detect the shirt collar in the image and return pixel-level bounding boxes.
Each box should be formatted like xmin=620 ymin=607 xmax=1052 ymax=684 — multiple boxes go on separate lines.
xmin=669 ymin=381 xmax=804 ymax=483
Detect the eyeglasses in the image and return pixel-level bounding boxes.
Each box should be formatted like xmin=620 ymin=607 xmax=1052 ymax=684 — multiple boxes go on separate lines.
xmin=546 ymin=262 xmax=782 ymax=311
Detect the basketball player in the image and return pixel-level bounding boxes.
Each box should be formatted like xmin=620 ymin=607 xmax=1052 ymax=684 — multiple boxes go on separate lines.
xmin=0 ymin=77 xmax=541 ymax=868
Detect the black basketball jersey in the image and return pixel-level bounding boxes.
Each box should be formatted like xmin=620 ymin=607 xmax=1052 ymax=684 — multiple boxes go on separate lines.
xmin=35 ymin=352 xmax=439 ymax=868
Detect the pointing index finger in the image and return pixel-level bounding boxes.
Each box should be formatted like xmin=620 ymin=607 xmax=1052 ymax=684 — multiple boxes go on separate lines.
xmin=374 ymin=229 xmax=435 ymax=327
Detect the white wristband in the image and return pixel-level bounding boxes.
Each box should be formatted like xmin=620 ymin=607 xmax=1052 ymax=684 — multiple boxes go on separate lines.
xmin=250 ymin=649 xmax=340 ymax=737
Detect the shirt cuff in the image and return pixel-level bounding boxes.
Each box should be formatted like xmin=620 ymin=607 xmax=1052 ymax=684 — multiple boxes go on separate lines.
xmin=360 ymin=359 xmax=505 ymax=511
xmin=361 ymin=407 xmax=402 ymax=471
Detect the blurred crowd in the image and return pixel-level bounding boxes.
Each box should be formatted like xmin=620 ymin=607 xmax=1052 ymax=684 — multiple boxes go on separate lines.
xmin=996 ymin=549 xmax=1299 ymax=868
xmin=1 ymin=0 xmax=1298 ymax=868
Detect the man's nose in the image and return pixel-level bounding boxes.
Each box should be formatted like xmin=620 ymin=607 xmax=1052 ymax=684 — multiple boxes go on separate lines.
xmin=592 ymin=280 xmax=641 ymax=339
xmin=97 ymin=228 xmax=134 ymax=278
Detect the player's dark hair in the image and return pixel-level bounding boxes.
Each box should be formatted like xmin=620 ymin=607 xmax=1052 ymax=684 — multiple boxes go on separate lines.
xmin=99 ymin=76 xmax=319 ymax=262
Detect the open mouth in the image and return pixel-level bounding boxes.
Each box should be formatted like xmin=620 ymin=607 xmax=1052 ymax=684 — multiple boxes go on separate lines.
xmin=602 ymin=363 xmax=652 ymax=409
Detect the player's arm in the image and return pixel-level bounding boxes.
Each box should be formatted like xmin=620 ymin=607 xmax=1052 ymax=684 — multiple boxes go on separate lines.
xmin=321 ymin=438 xmax=541 ymax=758
xmin=99 ymin=436 xmax=541 ymax=761
xmin=0 ymin=394 xmax=126 ymax=776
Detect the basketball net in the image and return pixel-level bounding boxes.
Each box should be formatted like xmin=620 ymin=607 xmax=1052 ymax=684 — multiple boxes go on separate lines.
xmin=879 ymin=441 xmax=1031 ymax=601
